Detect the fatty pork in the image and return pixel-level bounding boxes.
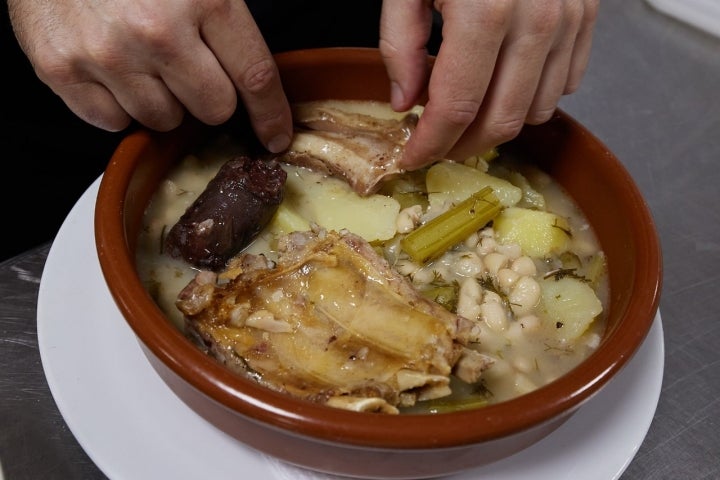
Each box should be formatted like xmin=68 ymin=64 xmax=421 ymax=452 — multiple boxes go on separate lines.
xmin=176 ymin=227 xmax=493 ymax=414
xmin=280 ymin=101 xmax=418 ymax=196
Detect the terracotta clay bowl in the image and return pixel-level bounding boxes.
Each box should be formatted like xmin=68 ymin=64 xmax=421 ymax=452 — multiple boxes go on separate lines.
xmin=94 ymin=47 xmax=662 ymax=479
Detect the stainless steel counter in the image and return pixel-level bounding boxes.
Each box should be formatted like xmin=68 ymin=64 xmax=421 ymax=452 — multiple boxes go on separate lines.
xmin=2 ymin=1 xmax=719 ymax=478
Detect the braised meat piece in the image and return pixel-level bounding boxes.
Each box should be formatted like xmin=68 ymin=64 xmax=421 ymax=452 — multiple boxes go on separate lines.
xmin=279 ymin=101 xmax=418 ymax=196
xmin=164 ymin=156 xmax=286 ymax=271
xmin=176 ymin=227 xmax=493 ymax=414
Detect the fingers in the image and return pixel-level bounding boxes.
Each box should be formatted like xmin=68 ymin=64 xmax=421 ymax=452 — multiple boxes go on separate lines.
xmin=525 ymin=0 xmax=585 ymax=124
xmin=451 ymin=2 xmax=565 ymax=152
xmin=379 ymin=0 xmax=434 ymax=112
xmin=92 ymin=69 xmax=187 ymax=132
xmin=398 ymin=0 xmax=599 ymax=170
xmin=400 ymin=0 xmax=509 ymax=168
xmin=201 ymin=1 xmax=293 ymax=152
xmin=12 ymin=0 xmax=292 ymax=152
xmin=49 ymin=78 xmax=134 ymax=132
xmin=565 ymin=0 xmax=599 ymax=94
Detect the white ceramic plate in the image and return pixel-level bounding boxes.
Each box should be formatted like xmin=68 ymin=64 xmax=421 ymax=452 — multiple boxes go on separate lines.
xmin=38 ymin=178 xmax=664 ymax=480
xmin=646 ymin=0 xmax=720 ymax=38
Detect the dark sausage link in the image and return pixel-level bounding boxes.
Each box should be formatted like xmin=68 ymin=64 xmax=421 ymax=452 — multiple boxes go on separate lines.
xmin=164 ymin=156 xmax=287 ymax=271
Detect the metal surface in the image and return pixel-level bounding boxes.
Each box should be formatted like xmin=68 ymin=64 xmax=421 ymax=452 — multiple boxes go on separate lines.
xmin=2 ymin=1 xmax=719 ymax=478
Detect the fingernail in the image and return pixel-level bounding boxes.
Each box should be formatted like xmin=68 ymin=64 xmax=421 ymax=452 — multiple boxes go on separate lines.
xmin=267 ymin=133 xmax=291 ymax=153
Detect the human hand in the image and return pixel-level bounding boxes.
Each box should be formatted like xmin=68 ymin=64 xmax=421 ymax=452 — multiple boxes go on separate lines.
xmin=380 ymin=0 xmax=599 ymax=169
xmin=7 ymin=0 xmax=293 ymax=153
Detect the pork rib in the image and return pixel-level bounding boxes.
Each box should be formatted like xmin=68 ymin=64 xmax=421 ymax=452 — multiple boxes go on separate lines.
xmin=280 ymin=101 xmax=419 ymax=196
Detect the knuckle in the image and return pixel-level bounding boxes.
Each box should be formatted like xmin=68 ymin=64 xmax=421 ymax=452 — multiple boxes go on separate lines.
xmin=240 ymin=57 xmax=279 ymax=95
xmin=85 ymin=45 xmax=127 ymax=73
xmin=199 ymin=98 xmax=236 ymax=126
xmin=33 ymin=53 xmax=79 ymax=87
xmin=564 ymin=0 xmax=586 ymax=29
xmin=188 ymin=77 xmax=238 ymax=126
xmin=83 ymin=106 xmax=132 ymax=132
xmin=474 ymin=0 xmax=515 ymax=33
xmin=487 ymin=114 xmax=525 ymax=143
xmin=203 ymin=0 xmax=233 ymax=16
xmin=435 ymin=0 xmax=515 ymax=33
xmin=438 ymin=99 xmax=482 ymax=128
xmin=136 ymin=26 xmax=177 ymax=56
xmin=526 ymin=106 xmax=557 ymax=125
xmin=138 ymin=104 xmax=185 ymax=131
xmin=26 ymin=38 xmax=90 ymax=87
xmin=563 ymin=79 xmax=581 ymax=95
xmin=583 ymin=0 xmax=601 ymax=25
xmin=251 ymin=106 xmax=285 ymax=128
xmin=530 ymin=2 xmax=564 ymax=38
xmin=153 ymin=115 xmax=184 ymax=132
xmin=120 ymin=12 xmax=179 ymax=56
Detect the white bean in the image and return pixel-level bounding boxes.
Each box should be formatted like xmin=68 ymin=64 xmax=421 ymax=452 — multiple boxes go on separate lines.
xmin=395 ymin=258 xmax=421 ymax=277
xmin=463 ymin=231 xmax=480 ymax=249
xmin=396 ymin=205 xmax=423 ymax=234
xmin=496 ymin=243 xmax=522 ymax=260
xmin=479 ymin=226 xmax=495 ymax=238
xmin=511 ymin=256 xmax=537 ymax=276
xmin=509 ymin=276 xmax=541 ymax=316
xmin=481 ymin=300 xmax=507 ymax=332
xmin=497 ymin=268 xmax=520 ymax=289
xmin=484 ymin=357 xmax=512 ymax=380
xmin=456 ymin=278 xmax=483 ymax=321
xmin=514 ymin=372 xmax=538 ymax=395
xmin=484 ymin=252 xmax=508 ymax=276
xmin=454 ymin=252 xmax=485 ymax=277
xmin=517 ymin=314 xmax=541 ymax=332
xmin=505 ymin=320 xmax=526 ymax=341
xmin=411 ymin=267 xmax=436 ymax=285
xmin=585 ymin=332 xmax=602 ymax=349
xmin=571 ymin=237 xmax=597 ymax=257
xmin=476 ymin=235 xmax=497 ymax=255
xmin=483 ymin=290 xmax=503 ymax=304
xmin=513 ymin=355 xmax=536 ymax=374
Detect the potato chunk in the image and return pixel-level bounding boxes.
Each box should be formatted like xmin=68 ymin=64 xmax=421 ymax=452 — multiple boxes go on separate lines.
xmin=267 ymin=165 xmax=400 ymax=242
xmin=493 ymin=207 xmax=570 ymax=258
xmin=426 ymin=161 xmax=522 ymax=209
xmin=539 ymin=276 xmax=603 ymax=342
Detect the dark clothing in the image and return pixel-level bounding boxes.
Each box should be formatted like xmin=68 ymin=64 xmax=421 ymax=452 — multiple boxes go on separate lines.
xmin=2 ymin=6 xmax=118 ymax=260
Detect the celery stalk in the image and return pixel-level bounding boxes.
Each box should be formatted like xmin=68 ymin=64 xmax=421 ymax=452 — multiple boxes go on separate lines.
xmin=481 ymin=147 xmax=499 ymax=162
xmin=401 ymin=187 xmax=501 ymax=264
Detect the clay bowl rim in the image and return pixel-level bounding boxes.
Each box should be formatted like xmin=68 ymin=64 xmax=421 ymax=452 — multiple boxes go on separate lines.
xmin=94 ymin=47 xmax=662 ymax=450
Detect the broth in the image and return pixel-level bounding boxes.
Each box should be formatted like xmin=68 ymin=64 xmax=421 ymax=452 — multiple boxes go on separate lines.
xmin=137 ymin=103 xmax=608 ymax=413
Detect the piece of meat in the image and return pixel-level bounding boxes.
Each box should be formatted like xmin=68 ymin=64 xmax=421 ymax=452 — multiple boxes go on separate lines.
xmin=164 ymin=156 xmax=286 ymax=272
xmin=279 ymin=101 xmax=419 ymax=196
xmin=176 ymin=227 xmax=493 ymax=414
